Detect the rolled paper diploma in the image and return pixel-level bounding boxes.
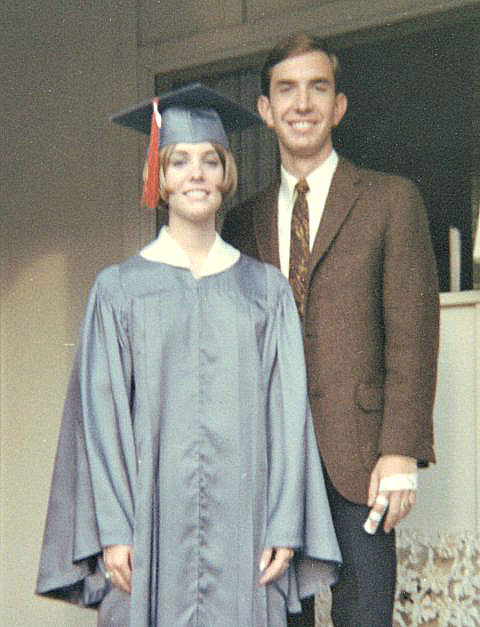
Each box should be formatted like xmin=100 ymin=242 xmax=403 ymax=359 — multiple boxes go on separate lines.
xmin=363 ymin=494 xmax=389 ymax=535
xmin=363 ymin=473 xmax=418 ymax=534
xmin=378 ymin=473 xmax=418 ymax=492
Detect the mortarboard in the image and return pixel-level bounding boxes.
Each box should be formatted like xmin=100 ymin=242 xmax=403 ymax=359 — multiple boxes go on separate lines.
xmin=110 ymin=83 xmax=260 ymax=208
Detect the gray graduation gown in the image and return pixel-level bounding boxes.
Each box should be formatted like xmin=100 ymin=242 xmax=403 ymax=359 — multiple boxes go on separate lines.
xmin=36 ymin=253 xmax=341 ymax=626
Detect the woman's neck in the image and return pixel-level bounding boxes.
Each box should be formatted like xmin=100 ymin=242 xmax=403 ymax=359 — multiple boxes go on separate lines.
xmin=167 ymin=218 xmax=216 ymax=277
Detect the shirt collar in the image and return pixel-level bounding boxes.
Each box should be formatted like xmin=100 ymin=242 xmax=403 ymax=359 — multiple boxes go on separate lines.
xmin=279 ymin=149 xmax=339 ymax=205
xmin=140 ymin=226 xmax=240 ymax=277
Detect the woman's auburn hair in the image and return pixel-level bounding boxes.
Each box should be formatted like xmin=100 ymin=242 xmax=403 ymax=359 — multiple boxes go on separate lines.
xmin=151 ymin=142 xmax=238 ymax=208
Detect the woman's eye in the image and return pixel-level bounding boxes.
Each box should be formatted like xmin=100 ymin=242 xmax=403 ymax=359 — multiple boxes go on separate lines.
xmin=170 ymin=159 xmax=187 ymax=167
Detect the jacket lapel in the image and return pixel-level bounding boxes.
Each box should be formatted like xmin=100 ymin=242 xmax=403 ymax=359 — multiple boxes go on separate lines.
xmin=308 ymin=158 xmax=362 ymax=278
xmin=253 ymin=181 xmax=280 ymax=267
xmin=251 ymin=159 xmax=362 ymax=275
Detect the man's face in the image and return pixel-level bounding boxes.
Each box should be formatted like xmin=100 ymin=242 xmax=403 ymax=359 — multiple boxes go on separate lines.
xmin=257 ymin=50 xmax=347 ymax=173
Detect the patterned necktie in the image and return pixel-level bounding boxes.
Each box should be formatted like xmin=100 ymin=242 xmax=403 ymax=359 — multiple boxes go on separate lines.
xmin=289 ymin=178 xmax=310 ymax=321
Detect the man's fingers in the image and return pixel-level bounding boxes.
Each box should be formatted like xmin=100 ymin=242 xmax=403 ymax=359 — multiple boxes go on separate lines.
xmin=383 ymin=490 xmax=414 ymax=532
xmin=367 ymin=470 xmax=381 ymax=508
xmin=383 ymin=492 xmax=401 ymax=533
xmin=364 ymin=489 xmax=417 ymax=534
xmin=408 ymin=490 xmax=416 ymax=508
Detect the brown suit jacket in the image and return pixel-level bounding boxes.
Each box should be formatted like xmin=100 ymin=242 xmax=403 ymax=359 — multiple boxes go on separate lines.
xmin=223 ymin=157 xmax=439 ymax=504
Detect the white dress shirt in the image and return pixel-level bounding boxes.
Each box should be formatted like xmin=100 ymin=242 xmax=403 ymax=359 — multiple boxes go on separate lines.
xmin=278 ymin=150 xmax=338 ymax=277
xmin=140 ymin=226 xmax=240 ymax=277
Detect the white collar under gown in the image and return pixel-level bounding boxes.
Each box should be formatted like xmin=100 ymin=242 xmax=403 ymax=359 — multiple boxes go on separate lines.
xmin=36 ymin=228 xmax=341 ymax=627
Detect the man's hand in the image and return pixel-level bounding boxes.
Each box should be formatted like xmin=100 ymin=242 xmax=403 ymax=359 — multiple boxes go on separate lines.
xmin=103 ymin=544 xmax=133 ymax=594
xmin=366 ymin=454 xmax=417 ymax=533
xmin=259 ymin=547 xmax=294 ymax=585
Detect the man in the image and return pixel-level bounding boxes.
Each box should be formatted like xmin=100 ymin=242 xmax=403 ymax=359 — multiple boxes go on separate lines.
xmin=222 ymin=33 xmax=439 ymax=626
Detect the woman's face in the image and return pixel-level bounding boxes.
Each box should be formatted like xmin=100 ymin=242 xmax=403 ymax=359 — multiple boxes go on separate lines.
xmin=164 ymin=142 xmax=224 ymax=226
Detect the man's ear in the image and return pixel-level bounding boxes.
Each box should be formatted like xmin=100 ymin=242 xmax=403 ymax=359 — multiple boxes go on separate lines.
xmin=334 ymin=92 xmax=348 ymax=128
xmin=257 ymin=95 xmax=274 ymax=128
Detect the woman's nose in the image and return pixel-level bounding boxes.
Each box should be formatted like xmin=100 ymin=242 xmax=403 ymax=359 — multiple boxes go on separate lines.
xmin=190 ymin=159 xmax=204 ymax=180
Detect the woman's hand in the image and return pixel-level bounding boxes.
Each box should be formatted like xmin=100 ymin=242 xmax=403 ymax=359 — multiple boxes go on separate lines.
xmin=259 ymin=547 xmax=294 ymax=585
xmin=103 ymin=544 xmax=133 ymax=594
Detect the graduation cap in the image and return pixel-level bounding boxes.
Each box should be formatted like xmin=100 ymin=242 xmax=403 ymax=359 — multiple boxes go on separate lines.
xmin=110 ymin=82 xmax=261 ymax=208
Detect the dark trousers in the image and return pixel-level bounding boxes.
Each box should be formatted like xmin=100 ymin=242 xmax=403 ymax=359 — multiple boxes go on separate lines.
xmin=287 ymin=595 xmax=315 ymax=626
xmin=287 ymin=470 xmax=397 ymax=627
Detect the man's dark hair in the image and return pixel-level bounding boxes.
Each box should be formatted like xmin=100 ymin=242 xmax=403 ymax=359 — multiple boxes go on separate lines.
xmin=260 ymin=33 xmax=342 ymax=97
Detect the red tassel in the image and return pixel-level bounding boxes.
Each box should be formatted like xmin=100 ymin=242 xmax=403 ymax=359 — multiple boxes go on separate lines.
xmin=141 ymin=99 xmax=161 ymax=209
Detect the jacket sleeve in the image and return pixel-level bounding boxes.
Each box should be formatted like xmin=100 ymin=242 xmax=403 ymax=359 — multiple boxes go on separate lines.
xmin=380 ymin=178 xmax=439 ymax=462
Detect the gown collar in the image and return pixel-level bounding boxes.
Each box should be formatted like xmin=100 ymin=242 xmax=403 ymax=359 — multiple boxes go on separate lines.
xmin=140 ymin=226 xmax=240 ymax=277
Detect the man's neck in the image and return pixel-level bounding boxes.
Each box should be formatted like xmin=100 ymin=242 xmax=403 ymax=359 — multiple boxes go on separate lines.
xmin=280 ymin=146 xmax=333 ymax=180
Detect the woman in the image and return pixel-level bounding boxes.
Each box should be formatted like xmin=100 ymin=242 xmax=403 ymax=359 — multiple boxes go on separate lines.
xmin=36 ymin=84 xmax=341 ymax=626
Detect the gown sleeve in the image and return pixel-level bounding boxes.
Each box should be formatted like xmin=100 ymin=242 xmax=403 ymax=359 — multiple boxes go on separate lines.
xmin=79 ymin=267 xmax=136 ymax=548
xmin=262 ymin=267 xmax=341 ymax=611
xmin=36 ymin=266 xmax=135 ymax=606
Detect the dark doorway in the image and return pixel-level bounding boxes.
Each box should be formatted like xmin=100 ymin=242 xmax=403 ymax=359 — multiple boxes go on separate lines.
xmin=155 ymin=7 xmax=479 ymax=291
xmin=333 ymin=17 xmax=478 ymax=291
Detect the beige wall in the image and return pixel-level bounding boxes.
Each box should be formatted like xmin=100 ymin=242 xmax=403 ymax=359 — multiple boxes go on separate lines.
xmin=1 ymin=1 xmax=478 ymax=625
xmin=0 ymin=2 xmax=143 ymax=624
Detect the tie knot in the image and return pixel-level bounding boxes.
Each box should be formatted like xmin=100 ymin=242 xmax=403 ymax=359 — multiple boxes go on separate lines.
xmin=295 ymin=178 xmax=309 ymax=195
